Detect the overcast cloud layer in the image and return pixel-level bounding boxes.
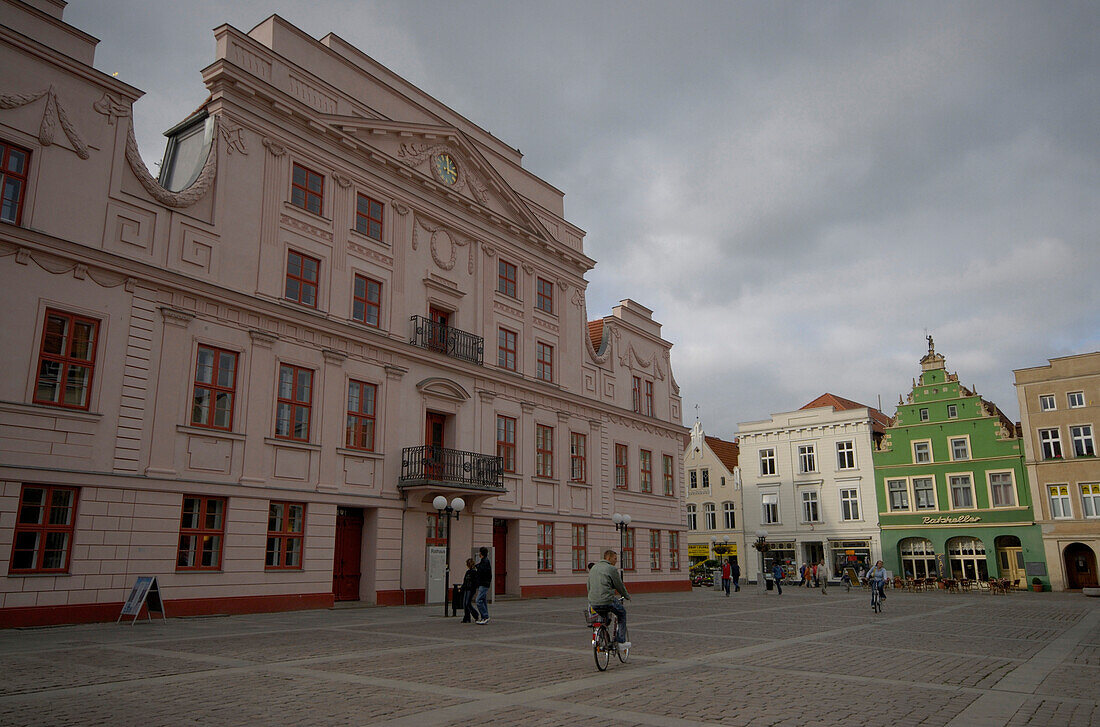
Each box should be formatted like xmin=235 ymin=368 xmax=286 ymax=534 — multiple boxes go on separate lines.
xmin=66 ymin=1 xmax=1100 ymax=437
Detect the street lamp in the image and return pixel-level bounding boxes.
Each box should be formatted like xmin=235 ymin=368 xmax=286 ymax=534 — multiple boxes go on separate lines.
xmin=752 ymin=529 xmax=770 ymax=593
xmin=612 ymin=512 xmax=632 ymax=576
xmin=711 ymin=534 xmax=731 ymax=557
xmin=433 ymin=495 xmax=465 ymax=616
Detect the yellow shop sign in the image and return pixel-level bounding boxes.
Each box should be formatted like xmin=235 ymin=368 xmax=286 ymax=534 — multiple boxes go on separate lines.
xmin=688 ymin=544 xmax=711 ymax=556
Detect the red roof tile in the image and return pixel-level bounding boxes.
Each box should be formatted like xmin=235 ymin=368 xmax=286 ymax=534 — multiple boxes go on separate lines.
xmin=587 ymin=319 xmax=605 ymax=352
xmin=800 ymin=392 xmax=892 ymax=433
xmin=704 ymin=435 xmax=739 ymax=472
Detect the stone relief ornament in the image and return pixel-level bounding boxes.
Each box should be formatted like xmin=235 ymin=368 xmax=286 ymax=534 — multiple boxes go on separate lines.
xmin=261 ymin=137 xmax=287 ymax=157
xmin=93 ymin=92 xmax=129 ymax=126
xmin=392 ymin=201 xmax=410 ymax=216
xmin=333 ymin=173 xmax=352 ymax=188
xmin=0 ymin=86 xmax=89 ymax=158
xmin=0 ymin=243 xmax=128 ymax=287
xmin=218 ymin=120 xmax=248 ymax=155
xmin=412 ymin=215 xmax=474 ymax=274
xmin=397 ymin=142 xmax=488 ymax=205
xmin=482 ymin=244 xmax=496 ymax=258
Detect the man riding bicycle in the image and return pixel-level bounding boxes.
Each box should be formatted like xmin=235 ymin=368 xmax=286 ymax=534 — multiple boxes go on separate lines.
xmin=867 ymin=559 xmax=888 ymax=608
xmin=587 ymin=549 xmax=631 ymax=649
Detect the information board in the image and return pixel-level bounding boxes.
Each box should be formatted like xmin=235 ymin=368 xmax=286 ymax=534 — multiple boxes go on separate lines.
xmin=117 ymin=576 xmax=166 ymax=625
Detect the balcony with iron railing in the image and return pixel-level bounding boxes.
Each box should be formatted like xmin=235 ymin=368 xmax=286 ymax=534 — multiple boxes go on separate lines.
xmin=399 ymin=445 xmax=506 ymax=493
xmin=409 ymin=315 xmax=483 ymax=366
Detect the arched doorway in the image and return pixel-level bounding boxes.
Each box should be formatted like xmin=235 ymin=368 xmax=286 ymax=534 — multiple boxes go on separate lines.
xmin=1063 ymin=543 xmax=1099 ymax=589
xmin=947 ymin=537 xmax=988 ymax=580
xmin=899 ymin=537 xmax=936 ymax=578
xmin=994 ymin=535 xmax=1025 ymax=583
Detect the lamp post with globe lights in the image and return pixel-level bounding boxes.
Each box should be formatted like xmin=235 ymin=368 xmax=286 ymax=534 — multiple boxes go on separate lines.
xmin=432 ymin=495 xmax=465 ymax=616
xmin=752 ymin=529 xmax=770 ymax=592
xmin=612 ymin=512 xmax=632 ymax=576
xmin=711 ymin=534 xmax=732 ymax=591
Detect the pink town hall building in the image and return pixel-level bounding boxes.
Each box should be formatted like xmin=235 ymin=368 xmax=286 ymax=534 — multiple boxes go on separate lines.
xmin=0 ymin=1 xmax=688 ymax=626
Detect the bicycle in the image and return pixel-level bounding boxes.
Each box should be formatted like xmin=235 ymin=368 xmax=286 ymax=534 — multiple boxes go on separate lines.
xmin=586 ymin=599 xmax=630 ymax=671
xmin=870 ymin=581 xmax=883 ymax=613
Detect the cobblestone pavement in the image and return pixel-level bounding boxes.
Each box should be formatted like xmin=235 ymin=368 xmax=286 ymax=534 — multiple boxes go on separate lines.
xmin=1 ymin=587 xmax=1098 ymax=726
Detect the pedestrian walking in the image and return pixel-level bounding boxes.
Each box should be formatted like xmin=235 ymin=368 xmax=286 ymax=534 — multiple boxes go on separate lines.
xmin=772 ymin=561 xmax=784 ymax=595
xmin=732 ymin=561 xmax=741 ymax=592
xmin=798 ymin=563 xmax=807 ymax=586
xmin=818 ymin=560 xmax=828 ymax=594
xmin=460 ymin=558 xmax=478 ymax=622
xmin=721 ymin=559 xmax=732 ymax=596
xmin=806 ymin=562 xmax=814 ymax=588
xmin=475 ymin=546 xmax=492 ymax=624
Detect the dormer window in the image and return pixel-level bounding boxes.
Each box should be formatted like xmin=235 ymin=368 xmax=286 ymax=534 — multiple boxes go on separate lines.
xmin=158 ymin=112 xmax=213 ymax=192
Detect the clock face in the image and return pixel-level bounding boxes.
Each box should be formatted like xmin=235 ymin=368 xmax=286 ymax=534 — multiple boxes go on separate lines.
xmin=433 ymin=153 xmax=458 ymax=185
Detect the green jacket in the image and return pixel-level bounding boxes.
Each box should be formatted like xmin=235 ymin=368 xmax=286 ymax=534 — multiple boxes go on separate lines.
xmin=587 ymin=559 xmax=629 ymax=605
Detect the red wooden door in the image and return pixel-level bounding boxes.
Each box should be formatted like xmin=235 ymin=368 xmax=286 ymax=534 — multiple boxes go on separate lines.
xmin=428 ymin=306 xmax=449 ymax=352
xmin=425 ymin=412 xmax=446 ymax=477
xmin=333 ymin=507 xmax=364 ymax=601
xmin=493 ymin=518 xmax=507 ymax=595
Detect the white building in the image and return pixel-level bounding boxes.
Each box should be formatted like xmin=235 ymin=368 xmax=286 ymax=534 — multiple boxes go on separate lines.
xmin=737 ymin=394 xmax=887 ymax=581
xmin=683 ymin=420 xmax=741 ymax=570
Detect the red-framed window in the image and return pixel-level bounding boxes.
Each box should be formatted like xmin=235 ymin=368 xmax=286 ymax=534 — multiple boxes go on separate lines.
xmin=1 ymin=140 xmax=31 ymax=225
xmin=536 ymin=277 xmax=553 ymax=313
xmin=498 ymin=260 xmax=517 ymax=298
xmin=497 ymin=415 xmax=516 ymax=472
xmin=571 ymin=524 xmax=587 ymax=572
xmin=632 ymin=376 xmax=642 ymax=413
xmin=355 ymin=193 xmax=384 ymax=241
xmin=285 ymin=249 xmax=320 ymax=307
xmin=291 ymin=162 xmax=323 ymax=215
xmin=622 ymin=528 xmax=635 ymax=572
xmin=266 ymin=501 xmax=304 ymax=569
xmin=498 ymin=328 xmax=517 ymax=371
xmin=345 ymin=380 xmax=377 ymax=451
xmin=536 ymin=424 xmax=554 ymax=478
xmin=650 ymin=530 xmax=661 ymax=571
xmin=176 ymin=496 xmax=226 ymax=570
xmin=663 ymin=454 xmax=675 ymax=496
xmin=33 ymin=309 xmax=99 ymax=410
xmin=536 ymin=341 xmax=553 ymax=382
xmin=570 ymin=432 xmax=586 ymax=482
xmin=537 ymin=521 xmax=554 ymax=572
xmin=669 ymin=531 xmax=680 ymax=570
xmin=644 ymin=380 xmax=654 ymax=416
xmin=191 ymin=345 xmax=237 ymax=430
xmin=615 ymin=443 xmax=628 ymax=489
xmin=9 ymin=485 xmax=78 ymax=573
xmin=426 ymin=513 xmax=446 ymax=546
xmin=275 ymin=363 xmax=313 ymax=441
xmin=640 ymin=449 xmax=653 ymax=493
xmin=352 ymin=274 xmax=382 ymax=327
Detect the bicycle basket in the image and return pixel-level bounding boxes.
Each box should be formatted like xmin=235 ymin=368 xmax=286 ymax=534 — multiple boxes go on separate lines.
xmin=584 ymin=607 xmax=602 ymax=626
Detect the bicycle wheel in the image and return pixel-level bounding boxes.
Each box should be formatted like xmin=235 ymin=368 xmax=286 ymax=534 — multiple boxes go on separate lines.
xmin=593 ymin=625 xmax=610 ymax=671
xmin=617 ymin=624 xmax=630 ymax=663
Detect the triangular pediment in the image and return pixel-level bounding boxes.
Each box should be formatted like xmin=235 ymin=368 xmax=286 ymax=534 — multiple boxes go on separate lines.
xmin=321 ymin=115 xmax=552 ymax=240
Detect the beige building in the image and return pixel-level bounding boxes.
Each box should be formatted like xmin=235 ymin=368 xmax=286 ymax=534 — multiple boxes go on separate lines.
xmin=0 ymin=1 xmax=687 ymax=627
xmin=1014 ymin=352 xmax=1100 ymax=591
xmin=683 ymin=420 xmax=741 ymax=571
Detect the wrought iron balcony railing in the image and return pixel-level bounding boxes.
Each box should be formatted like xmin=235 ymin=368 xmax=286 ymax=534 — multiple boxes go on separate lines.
xmin=409 ymin=315 xmax=483 ymax=366
xmin=399 ymin=445 xmax=505 ymax=491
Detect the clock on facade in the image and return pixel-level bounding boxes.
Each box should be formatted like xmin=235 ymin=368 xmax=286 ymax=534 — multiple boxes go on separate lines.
xmin=433 ymin=153 xmax=458 ymax=185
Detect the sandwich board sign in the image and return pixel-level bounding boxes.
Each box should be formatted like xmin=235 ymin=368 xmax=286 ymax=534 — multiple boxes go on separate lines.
xmin=117 ymin=576 xmax=166 ymax=625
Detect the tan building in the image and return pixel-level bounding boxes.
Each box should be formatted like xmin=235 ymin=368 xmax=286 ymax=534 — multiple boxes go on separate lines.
xmin=683 ymin=420 xmax=742 ymax=571
xmin=1014 ymin=352 xmax=1100 ymax=591
xmin=0 ymin=1 xmax=687 ymax=626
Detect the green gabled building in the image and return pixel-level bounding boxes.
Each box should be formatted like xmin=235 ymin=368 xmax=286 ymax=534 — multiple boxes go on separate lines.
xmin=872 ymin=340 xmax=1047 ymax=587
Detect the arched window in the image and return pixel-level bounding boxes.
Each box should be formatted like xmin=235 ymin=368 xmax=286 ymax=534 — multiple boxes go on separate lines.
xmin=723 ymin=502 xmax=735 ymax=529
xmin=946 ymin=537 xmax=988 ymax=580
xmin=899 ymin=537 xmax=936 ymax=579
xmin=703 ymin=502 xmax=716 ymax=530
xmin=686 ymin=504 xmax=697 ymax=531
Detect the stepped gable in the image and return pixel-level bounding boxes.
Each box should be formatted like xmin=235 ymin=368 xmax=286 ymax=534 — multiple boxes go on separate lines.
xmin=800 ymin=392 xmax=892 ymax=433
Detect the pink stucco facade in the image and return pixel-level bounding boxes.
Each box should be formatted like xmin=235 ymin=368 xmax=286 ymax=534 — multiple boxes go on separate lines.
xmin=0 ymin=1 xmax=687 ymax=626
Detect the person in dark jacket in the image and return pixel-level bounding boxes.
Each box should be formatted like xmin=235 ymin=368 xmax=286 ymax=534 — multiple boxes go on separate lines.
xmin=475 ymin=546 xmax=492 ymax=624
xmin=460 ymin=558 xmax=479 ymax=622
xmin=731 ymin=562 xmax=741 ymax=592
xmin=772 ymin=561 xmax=784 ymax=595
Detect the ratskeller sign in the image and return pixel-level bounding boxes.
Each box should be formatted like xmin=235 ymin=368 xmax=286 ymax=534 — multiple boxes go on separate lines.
xmin=921 ymin=515 xmax=982 ymax=525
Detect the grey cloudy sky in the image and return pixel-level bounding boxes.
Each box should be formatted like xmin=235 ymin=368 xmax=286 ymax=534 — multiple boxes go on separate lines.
xmin=66 ymin=1 xmax=1100 ymax=438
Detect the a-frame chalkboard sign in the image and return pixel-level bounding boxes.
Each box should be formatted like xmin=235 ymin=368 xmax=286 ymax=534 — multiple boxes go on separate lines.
xmin=117 ymin=576 xmax=167 ymax=625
